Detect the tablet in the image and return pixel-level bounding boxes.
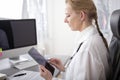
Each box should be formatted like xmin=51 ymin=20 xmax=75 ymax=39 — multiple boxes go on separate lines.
xmin=28 ymin=47 xmax=55 ymax=75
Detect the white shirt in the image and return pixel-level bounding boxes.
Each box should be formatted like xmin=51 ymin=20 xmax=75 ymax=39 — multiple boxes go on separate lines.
xmin=53 ymin=25 xmax=109 ymax=80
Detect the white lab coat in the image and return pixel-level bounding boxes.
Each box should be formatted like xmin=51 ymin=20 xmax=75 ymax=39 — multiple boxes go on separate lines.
xmin=53 ymin=25 xmax=109 ymax=80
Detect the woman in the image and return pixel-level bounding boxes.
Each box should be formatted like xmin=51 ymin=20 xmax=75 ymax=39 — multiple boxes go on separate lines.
xmin=40 ymin=0 xmax=110 ymax=80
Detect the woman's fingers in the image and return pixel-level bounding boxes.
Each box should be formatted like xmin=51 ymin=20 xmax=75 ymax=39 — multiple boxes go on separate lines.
xmin=49 ymin=58 xmax=60 ymax=68
xmin=40 ymin=65 xmax=52 ymax=80
xmin=49 ymin=58 xmax=65 ymax=71
xmin=40 ymin=65 xmax=46 ymax=76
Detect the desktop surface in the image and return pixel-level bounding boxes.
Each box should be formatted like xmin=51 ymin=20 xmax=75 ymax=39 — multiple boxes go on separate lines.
xmin=8 ymin=70 xmax=44 ymax=80
xmin=0 ymin=53 xmax=70 ymax=79
xmin=0 ymin=54 xmax=38 ymax=76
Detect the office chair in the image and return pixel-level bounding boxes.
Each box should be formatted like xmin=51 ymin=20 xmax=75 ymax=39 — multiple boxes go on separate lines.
xmin=109 ymin=9 xmax=120 ymax=80
xmin=0 ymin=21 xmax=14 ymax=49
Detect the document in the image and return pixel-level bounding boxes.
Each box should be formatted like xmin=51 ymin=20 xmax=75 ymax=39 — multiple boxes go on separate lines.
xmin=8 ymin=70 xmax=44 ymax=80
xmin=13 ymin=60 xmax=37 ymax=70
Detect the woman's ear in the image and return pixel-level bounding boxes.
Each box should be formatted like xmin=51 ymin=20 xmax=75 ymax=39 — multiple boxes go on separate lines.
xmin=79 ymin=11 xmax=86 ymax=21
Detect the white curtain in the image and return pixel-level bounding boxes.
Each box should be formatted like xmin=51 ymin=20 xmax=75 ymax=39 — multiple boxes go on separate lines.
xmin=93 ymin=0 xmax=111 ymax=45
xmin=109 ymin=0 xmax=120 ymax=13
xmin=94 ymin=0 xmax=120 ymax=45
xmin=22 ymin=0 xmax=48 ymax=52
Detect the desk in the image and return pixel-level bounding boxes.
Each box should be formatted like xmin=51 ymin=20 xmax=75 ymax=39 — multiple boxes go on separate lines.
xmin=0 ymin=54 xmax=70 ymax=79
xmin=0 ymin=54 xmax=39 ymax=76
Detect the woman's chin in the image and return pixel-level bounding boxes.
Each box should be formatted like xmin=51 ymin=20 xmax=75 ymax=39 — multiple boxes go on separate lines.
xmin=70 ymin=28 xmax=77 ymax=31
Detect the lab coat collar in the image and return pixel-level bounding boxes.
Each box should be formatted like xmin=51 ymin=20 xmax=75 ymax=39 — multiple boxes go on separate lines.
xmin=76 ymin=25 xmax=97 ymax=44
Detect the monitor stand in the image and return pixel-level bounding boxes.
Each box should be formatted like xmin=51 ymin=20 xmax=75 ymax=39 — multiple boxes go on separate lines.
xmin=9 ymin=56 xmax=20 ymax=60
xmin=9 ymin=56 xmax=29 ymax=65
xmin=8 ymin=54 xmax=38 ymax=70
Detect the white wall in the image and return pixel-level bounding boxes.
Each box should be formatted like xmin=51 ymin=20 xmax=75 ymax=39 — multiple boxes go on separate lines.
xmin=109 ymin=0 xmax=120 ymax=13
xmin=46 ymin=0 xmax=120 ymax=56
xmin=0 ymin=0 xmax=23 ymax=19
xmin=46 ymin=0 xmax=76 ymax=55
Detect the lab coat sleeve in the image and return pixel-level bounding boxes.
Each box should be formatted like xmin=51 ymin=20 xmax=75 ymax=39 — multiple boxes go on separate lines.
xmin=52 ymin=71 xmax=66 ymax=80
xmin=75 ymin=39 xmax=106 ymax=80
xmin=86 ymin=51 xmax=104 ymax=80
xmin=52 ymin=77 xmax=63 ymax=80
xmin=75 ymin=50 xmax=104 ymax=80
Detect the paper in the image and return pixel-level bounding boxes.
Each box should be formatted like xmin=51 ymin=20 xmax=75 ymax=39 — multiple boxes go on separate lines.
xmin=13 ymin=60 xmax=38 ymax=70
xmin=8 ymin=70 xmax=44 ymax=80
xmin=0 ymin=73 xmax=7 ymax=80
xmin=9 ymin=57 xmax=29 ymax=64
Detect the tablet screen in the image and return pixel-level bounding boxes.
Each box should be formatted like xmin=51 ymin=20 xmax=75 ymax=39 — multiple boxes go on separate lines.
xmin=28 ymin=47 xmax=55 ymax=75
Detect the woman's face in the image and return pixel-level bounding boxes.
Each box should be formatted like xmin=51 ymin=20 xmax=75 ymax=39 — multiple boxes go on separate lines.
xmin=64 ymin=3 xmax=82 ymax=31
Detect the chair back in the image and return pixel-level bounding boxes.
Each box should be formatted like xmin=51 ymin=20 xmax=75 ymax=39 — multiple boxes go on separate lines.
xmin=109 ymin=9 xmax=120 ymax=80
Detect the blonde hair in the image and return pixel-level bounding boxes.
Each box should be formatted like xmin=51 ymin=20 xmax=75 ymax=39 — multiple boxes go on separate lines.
xmin=66 ymin=0 xmax=108 ymax=50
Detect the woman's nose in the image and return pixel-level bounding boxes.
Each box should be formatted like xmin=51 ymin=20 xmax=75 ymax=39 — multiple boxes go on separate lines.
xmin=64 ymin=18 xmax=68 ymax=23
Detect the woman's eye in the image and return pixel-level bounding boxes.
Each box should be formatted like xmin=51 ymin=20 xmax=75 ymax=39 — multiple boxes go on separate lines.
xmin=66 ymin=15 xmax=70 ymax=17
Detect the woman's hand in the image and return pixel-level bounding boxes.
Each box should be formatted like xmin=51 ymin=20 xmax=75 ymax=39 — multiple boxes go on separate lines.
xmin=40 ymin=65 xmax=52 ymax=80
xmin=49 ymin=58 xmax=65 ymax=72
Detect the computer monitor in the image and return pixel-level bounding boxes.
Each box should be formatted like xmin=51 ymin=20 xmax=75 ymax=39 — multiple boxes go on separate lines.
xmin=0 ymin=19 xmax=37 ymax=60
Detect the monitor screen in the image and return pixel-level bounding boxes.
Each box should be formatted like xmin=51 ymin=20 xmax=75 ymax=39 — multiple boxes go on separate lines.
xmin=0 ymin=19 xmax=37 ymax=59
